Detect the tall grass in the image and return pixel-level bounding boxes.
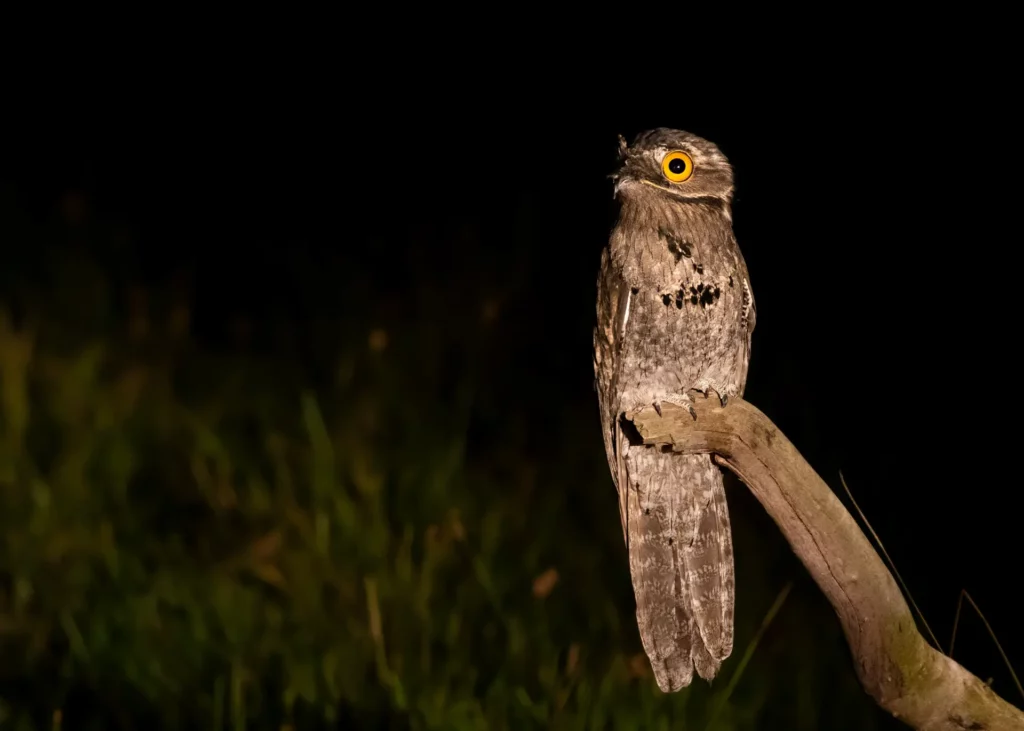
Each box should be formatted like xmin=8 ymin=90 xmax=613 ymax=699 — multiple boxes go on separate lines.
xmin=0 ymin=224 xmax=891 ymax=728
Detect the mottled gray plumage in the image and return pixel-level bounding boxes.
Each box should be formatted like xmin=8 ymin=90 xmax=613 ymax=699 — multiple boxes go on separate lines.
xmin=593 ymin=128 xmax=756 ymax=691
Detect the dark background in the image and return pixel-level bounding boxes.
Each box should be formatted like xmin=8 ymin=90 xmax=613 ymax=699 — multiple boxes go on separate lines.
xmin=1 ymin=65 xmax=1020 ymax=728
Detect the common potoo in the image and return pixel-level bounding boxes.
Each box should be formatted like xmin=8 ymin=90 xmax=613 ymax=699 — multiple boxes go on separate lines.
xmin=594 ymin=128 xmax=755 ymax=691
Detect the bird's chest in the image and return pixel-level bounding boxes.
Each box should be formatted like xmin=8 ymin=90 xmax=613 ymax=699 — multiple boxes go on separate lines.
xmin=610 ymin=223 xmax=746 ymax=396
xmin=620 ymin=262 xmax=736 ymax=363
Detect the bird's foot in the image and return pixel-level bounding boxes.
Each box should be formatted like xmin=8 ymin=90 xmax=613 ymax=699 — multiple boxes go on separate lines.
xmin=646 ymin=393 xmax=698 ymax=421
xmin=693 ymin=382 xmax=737 ymax=409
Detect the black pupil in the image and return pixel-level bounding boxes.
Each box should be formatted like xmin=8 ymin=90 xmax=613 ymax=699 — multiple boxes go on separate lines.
xmin=668 ymin=157 xmax=687 ymax=174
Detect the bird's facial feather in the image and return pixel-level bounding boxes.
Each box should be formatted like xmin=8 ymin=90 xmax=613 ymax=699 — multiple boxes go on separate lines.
xmin=613 ymin=128 xmax=733 ymax=204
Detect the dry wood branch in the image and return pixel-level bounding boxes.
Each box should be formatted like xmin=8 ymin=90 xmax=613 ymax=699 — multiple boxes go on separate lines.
xmin=627 ymin=394 xmax=1023 ymax=731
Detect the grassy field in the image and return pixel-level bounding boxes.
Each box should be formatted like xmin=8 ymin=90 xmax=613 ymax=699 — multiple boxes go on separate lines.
xmin=0 ymin=200 xmax=894 ymax=729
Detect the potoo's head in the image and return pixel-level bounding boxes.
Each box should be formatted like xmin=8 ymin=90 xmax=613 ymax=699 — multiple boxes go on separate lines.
xmin=612 ymin=128 xmax=733 ymax=203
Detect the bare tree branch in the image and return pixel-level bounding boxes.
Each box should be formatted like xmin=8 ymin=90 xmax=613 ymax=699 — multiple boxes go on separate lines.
xmin=626 ymin=393 xmax=1023 ymax=731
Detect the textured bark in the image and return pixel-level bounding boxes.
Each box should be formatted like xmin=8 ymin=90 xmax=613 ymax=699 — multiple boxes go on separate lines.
xmin=627 ymin=393 xmax=1024 ymax=731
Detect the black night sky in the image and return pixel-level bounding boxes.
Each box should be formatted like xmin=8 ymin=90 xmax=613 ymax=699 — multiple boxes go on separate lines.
xmin=1 ymin=61 xmax=1020 ymax=729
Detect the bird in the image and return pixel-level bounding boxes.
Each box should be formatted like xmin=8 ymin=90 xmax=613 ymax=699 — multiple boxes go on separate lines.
xmin=593 ymin=128 xmax=756 ymax=691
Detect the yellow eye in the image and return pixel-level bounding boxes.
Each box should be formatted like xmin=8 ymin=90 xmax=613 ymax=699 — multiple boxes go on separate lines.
xmin=662 ymin=151 xmax=693 ymax=182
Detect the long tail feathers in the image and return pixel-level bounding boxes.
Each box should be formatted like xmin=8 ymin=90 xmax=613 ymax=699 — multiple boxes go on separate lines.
xmin=687 ymin=458 xmax=735 ymax=669
xmin=622 ymin=446 xmax=735 ymax=691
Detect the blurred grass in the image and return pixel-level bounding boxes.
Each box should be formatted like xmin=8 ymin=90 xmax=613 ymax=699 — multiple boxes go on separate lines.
xmin=0 ymin=194 xmax=894 ymax=730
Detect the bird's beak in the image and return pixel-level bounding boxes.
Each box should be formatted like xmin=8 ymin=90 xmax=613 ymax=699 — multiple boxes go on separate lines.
xmin=611 ymin=173 xmax=634 ymax=198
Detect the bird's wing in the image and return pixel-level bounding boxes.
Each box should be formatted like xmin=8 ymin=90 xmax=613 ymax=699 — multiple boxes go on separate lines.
xmin=594 ymin=247 xmax=629 ymax=482
xmin=732 ymin=236 xmax=755 ymax=396
xmin=594 ymin=248 xmax=632 ymax=542
xmin=735 ymin=239 xmax=756 ymax=336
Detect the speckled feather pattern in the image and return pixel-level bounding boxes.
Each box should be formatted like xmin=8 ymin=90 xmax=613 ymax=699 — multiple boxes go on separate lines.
xmin=594 ymin=129 xmax=754 ymax=692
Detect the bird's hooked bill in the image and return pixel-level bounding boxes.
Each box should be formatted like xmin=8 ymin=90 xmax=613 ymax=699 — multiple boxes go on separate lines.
xmin=611 ymin=174 xmax=637 ymax=198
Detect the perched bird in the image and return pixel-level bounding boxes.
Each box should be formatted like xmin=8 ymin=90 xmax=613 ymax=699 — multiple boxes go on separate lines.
xmin=593 ymin=128 xmax=756 ymax=691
